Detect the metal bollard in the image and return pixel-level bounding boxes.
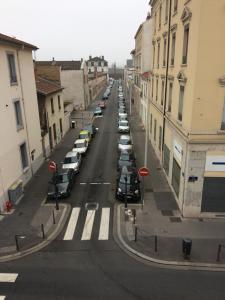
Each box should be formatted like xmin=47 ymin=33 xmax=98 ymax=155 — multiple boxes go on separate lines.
xmin=41 ymin=224 xmax=45 ymax=239
xmin=134 ymin=226 xmax=137 ymax=242
xmin=217 ymin=244 xmax=222 ymax=262
xmin=15 ymin=235 xmax=19 ymax=252
xmin=52 ymin=210 xmax=56 ymax=224
xmin=133 ymin=209 xmax=136 ymax=224
xmin=154 ymin=235 xmax=158 ymax=252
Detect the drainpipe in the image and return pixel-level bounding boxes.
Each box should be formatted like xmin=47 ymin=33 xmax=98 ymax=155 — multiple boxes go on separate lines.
xmin=162 ymin=0 xmax=172 ymax=155
xmin=16 ymin=48 xmax=34 ymax=176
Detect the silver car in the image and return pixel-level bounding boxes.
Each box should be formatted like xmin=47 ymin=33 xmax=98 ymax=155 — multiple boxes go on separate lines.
xmin=118 ymin=120 xmax=130 ymax=133
xmin=118 ymin=135 xmax=133 ymax=152
xmin=62 ymin=151 xmax=82 ymax=173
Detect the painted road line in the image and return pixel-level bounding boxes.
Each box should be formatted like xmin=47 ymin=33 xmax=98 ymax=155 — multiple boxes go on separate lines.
xmin=81 ymin=210 xmax=96 ymax=240
xmin=98 ymin=208 xmax=110 ymax=240
xmin=89 ymin=183 xmax=102 ymax=185
xmin=0 ymin=296 xmax=6 ymax=300
xmin=102 ymin=182 xmax=111 ymax=185
xmin=63 ymin=207 xmax=80 ymax=240
xmin=0 ymin=273 xmax=18 ymax=282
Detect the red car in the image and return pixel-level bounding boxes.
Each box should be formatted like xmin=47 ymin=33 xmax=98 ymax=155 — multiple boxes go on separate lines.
xmin=98 ymin=101 xmax=106 ymax=109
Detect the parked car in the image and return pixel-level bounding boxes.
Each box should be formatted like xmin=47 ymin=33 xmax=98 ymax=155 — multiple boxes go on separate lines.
xmin=116 ymin=166 xmax=141 ymax=202
xmin=118 ymin=115 xmax=128 ymax=122
xmin=93 ymin=107 xmax=103 ymax=116
xmin=73 ymin=139 xmax=88 ymax=155
xmin=83 ymin=124 xmax=98 ymax=137
xmin=62 ymin=151 xmax=82 ymax=173
xmin=118 ymin=107 xmax=126 ymax=114
xmin=118 ymin=103 xmax=126 ymax=110
xmin=117 ymin=150 xmax=136 ymax=171
xmin=102 ymin=93 xmax=109 ymax=100
xmin=118 ymin=92 xmax=124 ymax=98
xmin=79 ymin=130 xmax=91 ymax=144
xmin=118 ymin=135 xmax=133 ymax=152
xmin=118 ymin=112 xmax=128 ymax=119
xmin=47 ymin=169 xmax=75 ymax=200
xmin=118 ymin=120 xmax=130 ymax=133
xmin=98 ymin=101 xmax=106 ymax=109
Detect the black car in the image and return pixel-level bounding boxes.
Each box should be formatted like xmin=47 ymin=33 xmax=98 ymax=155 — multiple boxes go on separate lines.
xmin=47 ymin=169 xmax=75 ymax=199
xmin=117 ymin=150 xmax=136 ymax=171
xmin=116 ymin=166 xmax=141 ymax=202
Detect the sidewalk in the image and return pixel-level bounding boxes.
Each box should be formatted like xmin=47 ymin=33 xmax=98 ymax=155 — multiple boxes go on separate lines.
xmin=0 ymin=110 xmax=93 ymax=262
xmin=116 ymin=104 xmax=225 ymax=270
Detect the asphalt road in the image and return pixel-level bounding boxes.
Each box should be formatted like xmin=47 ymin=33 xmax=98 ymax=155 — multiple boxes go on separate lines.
xmin=0 ymin=82 xmax=225 ymax=299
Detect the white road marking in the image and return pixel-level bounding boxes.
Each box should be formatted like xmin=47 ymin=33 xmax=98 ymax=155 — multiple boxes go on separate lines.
xmin=63 ymin=207 xmax=80 ymax=240
xmin=79 ymin=183 xmax=87 ymax=185
xmin=102 ymin=182 xmax=111 ymax=185
xmin=98 ymin=208 xmax=110 ymax=240
xmin=0 ymin=273 xmax=18 ymax=282
xmin=81 ymin=210 xmax=96 ymax=240
xmin=0 ymin=296 xmax=6 ymax=300
xmin=89 ymin=182 xmax=101 ymax=185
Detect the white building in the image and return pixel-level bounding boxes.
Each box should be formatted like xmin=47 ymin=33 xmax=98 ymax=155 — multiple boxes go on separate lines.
xmin=87 ymin=56 xmax=108 ymax=74
xmin=0 ymin=33 xmax=44 ymax=211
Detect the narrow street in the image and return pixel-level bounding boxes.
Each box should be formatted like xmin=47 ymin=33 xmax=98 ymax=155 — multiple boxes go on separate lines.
xmin=0 ymin=82 xmax=224 ymax=300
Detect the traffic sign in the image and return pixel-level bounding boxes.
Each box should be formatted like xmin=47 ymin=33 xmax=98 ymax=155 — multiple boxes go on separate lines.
xmin=48 ymin=160 xmax=57 ymax=173
xmin=138 ymin=167 xmax=149 ymax=177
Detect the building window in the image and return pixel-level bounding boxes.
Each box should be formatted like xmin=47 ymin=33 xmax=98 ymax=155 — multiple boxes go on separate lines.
xmin=150 ymin=114 xmax=153 ymax=133
xmin=14 ymin=100 xmax=23 ymax=130
xmin=7 ymin=53 xmax=17 ymax=84
xmin=51 ymin=98 xmax=54 ymax=114
xmin=157 ymin=42 xmax=160 ymax=68
xmin=153 ymin=45 xmax=155 ymax=68
xmin=171 ymin=32 xmax=176 ymax=66
xmin=165 ymin=0 xmax=169 ymax=23
xmin=174 ymin=0 xmax=178 ymax=13
xmin=168 ymin=82 xmax=173 ymax=112
xmin=163 ymin=37 xmax=167 ymax=67
xmin=163 ymin=144 xmax=170 ymax=175
xmin=58 ymin=95 xmax=61 ymax=110
xmin=53 ymin=123 xmax=57 ymax=141
xmin=156 ymin=79 xmax=158 ymax=102
xmin=161 ymin=81 xmax=164 ymax=106
xmin=178 ymin=85 xmax=185 ymax=121
xmin=159 ymin=5 xmax=162 ymax=30
xmin=172 ymin=158 xmax=181 ymax=197
xmin=159 ymin=126 xmax=162 ymax=151
xmin=154 ymin=13 xmax=157 ymax=33
xmin=182 ymin=24 xmax=189 ymax=65
xmin=221 ymin=98 xmax=225 ymax=130
xmin=59 ymin=118 xmax=63 ymax=134
xmin=152 ymin=78 xmax=154 ymax=98
xmin=154 ymin=119 xmax=157 ymax=141
xmin=20 ymin=142 xmax=28 ymax=170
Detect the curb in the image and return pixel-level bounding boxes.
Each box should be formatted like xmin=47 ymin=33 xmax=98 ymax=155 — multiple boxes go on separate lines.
xmin=115 ymin=203 xmax=225 ymax=272
xmin=0 ymin=203 xmax=71 ymax=263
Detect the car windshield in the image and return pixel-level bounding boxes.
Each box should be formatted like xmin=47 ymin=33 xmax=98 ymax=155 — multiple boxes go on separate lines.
xmin=120 ymin=153 xmax=130 ymax=161
xmin=95 ymin=108 xmax=101 ymax=112
xmin=119 ymin=139 xmax=131 ymax=145
xmin=64 ymin=156 xmax=78 ymax=164
xmin=57 ymin=174 xmax=69 ymax=183
xmin=75 ymin=142 xmax=85 ymax=148
xmin=120 ymin=174 xmax=138 ymax=184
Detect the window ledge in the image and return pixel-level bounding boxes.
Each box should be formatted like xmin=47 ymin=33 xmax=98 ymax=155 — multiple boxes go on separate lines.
xmin=17 ymin=125 xmax=24 ymax=132
xmin=162 ymin=65 xmax=166 ymax=68
xmin=10 ymin=82 xmax=18 ymax=86
xmin=217 ymin=130 xmax=225 ymax=135
xmin=176 ymin=120 xmax=182 ymax=126
xmin=181 ymin=63 xmax=188 ymax=67
xmin=170 ymin=64 xmax=174 ymax=68
xmin=172 ymin=11 xmax=178 ymax=17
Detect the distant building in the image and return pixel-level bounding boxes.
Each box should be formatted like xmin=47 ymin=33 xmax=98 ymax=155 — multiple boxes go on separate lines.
xmin=35 ymin=59 xmax=90 ymax=110
xmin=87 ymin=56 xmax=108 ymax=74
xmin=0 ymin=33 xmax=44 ymax=211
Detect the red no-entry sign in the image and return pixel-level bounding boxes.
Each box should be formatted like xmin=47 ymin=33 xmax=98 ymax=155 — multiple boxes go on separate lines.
xmin=48 ymin=160 xmax=57 ymax=173
xmin=138 ymin=167 xmax=149 ymax=177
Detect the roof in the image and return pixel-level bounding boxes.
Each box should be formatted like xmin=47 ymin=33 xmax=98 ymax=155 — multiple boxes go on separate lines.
xmin=134 ymin=23 xmax=143 ymax=39
xmin=87 ymin=56 xmax=108 ymax=63
xmin=36 ymin=60 xmax=82 ymax=70
xmin=35 ymin=76 xmax=63 ymax=96
xmin=0 ymin=33 xmax=38 ymax=50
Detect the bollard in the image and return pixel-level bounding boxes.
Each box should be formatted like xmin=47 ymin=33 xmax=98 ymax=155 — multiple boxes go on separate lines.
xmin=15 ymin=235 xmax=19 ymax=252
xmin=133 ymin=209 xmax=136 ymax=224
xmin=154 ymin=235 xmax=158 ymax=252
xmin=217 ymin=244 xmax=222 ymax=262
xmin=52 ymin=210 xmax=56 ymax=224
xmin=134 ymin=226 xmax=137 ymax=242
xmin=182 ymin=238 xmax=192 ymax=259
xmin=41 ymin=224 xmax=45 ymax=239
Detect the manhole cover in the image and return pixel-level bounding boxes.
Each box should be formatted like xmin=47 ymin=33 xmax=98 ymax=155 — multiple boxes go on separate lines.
xmin=161 ymin=210 xmax=173 ymax=216
xmin=85 ymin=202 xmax=99 ymax=211
xmin=170 ymin=217 xmax=182 ymax=223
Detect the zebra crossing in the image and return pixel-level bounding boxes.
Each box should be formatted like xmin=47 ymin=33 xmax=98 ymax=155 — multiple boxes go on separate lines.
xmin=0 ymin=273 xmax=18 ymax=299
xmin=63 ymin=206 xmax=111 ymax=241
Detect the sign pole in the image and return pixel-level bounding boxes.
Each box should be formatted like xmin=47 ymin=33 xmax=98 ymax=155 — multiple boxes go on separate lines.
xmin=142 ymin=177 xmax=145 ymax=210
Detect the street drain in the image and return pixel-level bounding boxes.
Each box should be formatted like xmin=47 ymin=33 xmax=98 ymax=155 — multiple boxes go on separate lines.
xmin=85 ymin=202 xmax=99 ymax=211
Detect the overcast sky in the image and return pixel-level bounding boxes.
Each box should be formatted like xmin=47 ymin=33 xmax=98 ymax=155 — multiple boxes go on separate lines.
xmin=0 ymin=0 xmax=149 ymax=67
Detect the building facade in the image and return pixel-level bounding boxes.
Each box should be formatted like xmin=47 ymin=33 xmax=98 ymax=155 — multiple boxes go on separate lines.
xmin=36 ymin=76 xmax=64 ymax=157
xmin=0 ymin=33 xmax=43 ymax=211
xmin=149 ymin=0 xmax=225 ymax=217
xmin=87 ymin=56 xmax=108 ymax=74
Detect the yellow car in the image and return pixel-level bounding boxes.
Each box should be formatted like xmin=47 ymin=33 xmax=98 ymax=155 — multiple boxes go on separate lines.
xmin=79 ymin=130 xmax=91 ymax=144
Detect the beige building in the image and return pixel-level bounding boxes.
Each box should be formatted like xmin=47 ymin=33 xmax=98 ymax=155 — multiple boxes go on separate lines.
xmin=36 ymin=76 xmax=64 ymax=157
xmin=88 ymin=73 xmax=107 ymax=102
xmin=0 ymin=33 xmax=44 ymax=211
xmin=36 ymin=60 xmax=90 ymax=110
xmin=149 ymin=0 xmax=225 ymax=217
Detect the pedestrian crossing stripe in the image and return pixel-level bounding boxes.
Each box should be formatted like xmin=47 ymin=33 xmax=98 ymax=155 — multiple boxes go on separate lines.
xmin=64 ymin=207 xmax=110 ymax=241
xmin=0 ymin=273 xmax=18 ymax=300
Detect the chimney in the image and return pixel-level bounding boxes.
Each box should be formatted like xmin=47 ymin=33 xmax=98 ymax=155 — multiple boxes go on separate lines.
xmin=102 ymin=56 xmax=104 ymax=60
xmin=89 ymin=55 xmax=92 ymax=60
xmin=146 ymin=12 xmax=151 ymax=20
xmin=52 ymin=57 xmax=56 ymax=65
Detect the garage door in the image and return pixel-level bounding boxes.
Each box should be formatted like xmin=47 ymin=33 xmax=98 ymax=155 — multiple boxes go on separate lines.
xmin=201 ymin=177 xmax=225 ymax=212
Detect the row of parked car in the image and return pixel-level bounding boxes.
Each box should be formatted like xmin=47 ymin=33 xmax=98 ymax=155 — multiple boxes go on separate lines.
xmin=93 ymin=82 xmax=114 ymax=116
xmin=47 ymin=123 xmax=98 ymax=200
xmin=115 ymin=83 xmax=141 ymax=202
